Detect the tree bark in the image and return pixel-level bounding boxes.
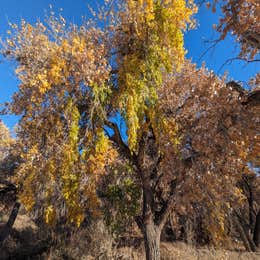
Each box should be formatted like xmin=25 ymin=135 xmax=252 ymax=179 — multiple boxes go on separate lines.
xmin=0 ymin=202 xmax=20 ymax=246
xmin=141 ymin=172 xmax=162 ymax=260
xmin=234 ymin=216 xmax=252 ymax=251
xmin=253 ymin=210 xmax=260 ymax=251
xmin=234 ymin=212 xmax=257 ymax=251
xmin=144 ymin=222 xmax=161 ymax=260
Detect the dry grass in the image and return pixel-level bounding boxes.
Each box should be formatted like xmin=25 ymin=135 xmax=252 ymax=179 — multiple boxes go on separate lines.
xmin=116 ymin=242 xmax=260 ymax=260
xmin=160 ymin=242 xmax=260 ymax=260
xmin=1 ymin=210 xmax=260 ymax=260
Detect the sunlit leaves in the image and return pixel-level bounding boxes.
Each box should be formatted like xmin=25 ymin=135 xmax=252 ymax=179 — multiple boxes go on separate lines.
xmin=113 ymin=0 xmax=197 ymax=151
xmin=0 ymin=121 xmax=14 ymax=161
xmin=158 ymin=60 xmax=259 ymax=243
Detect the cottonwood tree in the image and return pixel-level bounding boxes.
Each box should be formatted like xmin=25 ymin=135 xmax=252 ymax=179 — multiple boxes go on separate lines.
xmin=1 ymin=0 xmax=258 ymax=258
xmin=211 ymin=0 xmax=260 ymax=61
xmin=157 ymin=61 xmax=259 ymax=249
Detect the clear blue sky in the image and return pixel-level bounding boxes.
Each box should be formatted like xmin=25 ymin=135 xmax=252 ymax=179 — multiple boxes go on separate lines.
xmin=0 ymin=0 xmax=259 ymax=130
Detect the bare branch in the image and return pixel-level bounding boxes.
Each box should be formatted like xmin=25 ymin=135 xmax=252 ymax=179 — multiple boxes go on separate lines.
xmin=218 ymin=57 xmax=260 ymax=74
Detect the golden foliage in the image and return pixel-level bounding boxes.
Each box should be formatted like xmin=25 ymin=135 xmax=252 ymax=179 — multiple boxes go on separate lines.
xmin=0 ymin=121 xmax=14 ymax=161
xmin=2 ymin=2 xmax=258 ymax=239
xmin=115 ymin=0 xmax=197 ymax=151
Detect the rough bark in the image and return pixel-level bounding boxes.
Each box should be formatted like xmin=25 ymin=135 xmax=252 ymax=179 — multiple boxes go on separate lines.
xmin=0 ymin=202 xmax=20 ymax=246
xmin=253 ymin=210 xmax=260 ymax=250
xmin=234 ymin=216 xmax=252 ymax=251
xmin=144 ymin=222 xmax=161 ymax=260
xmin=141 ymin=174 xmax=161 ymax=260
xmin=234 ymin=213 xmax=257 ymax=251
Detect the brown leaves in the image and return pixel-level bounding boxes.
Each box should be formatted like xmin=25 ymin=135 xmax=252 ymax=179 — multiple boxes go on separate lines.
xmin=156 ymin=60 xmax=258 ymax=218
xmin=215 ymin=0 xmax=260 ymax=60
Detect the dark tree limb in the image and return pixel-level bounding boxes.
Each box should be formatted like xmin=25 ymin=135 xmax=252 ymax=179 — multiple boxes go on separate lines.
xmin=241 ymin=88 xmax=260 ymax=106
xmin=0 ymin=202 xmax=20 ymax=246
xmin=157 ymin=195 xmax=175 ymax=232
xmin=104 ymin=120 xmax=134 ymax=163
xmin=234 ymin=210 xmax=257 ymax=252
xmin=253 ymin=210 xmax=260 ymax=250
xmin=135 ymin=215 xmax=144 ymax=233
xmin=0 ymin=181 xmax=17 ymax=195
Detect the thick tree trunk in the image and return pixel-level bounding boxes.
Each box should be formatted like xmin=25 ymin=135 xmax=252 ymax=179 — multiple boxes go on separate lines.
xmin=144 ymin=222 xmax=161 ymax=260
xmin=141 ymin=173 xmax=162 ymax=260
xmin=253 ymin=210 xmax=260 ymax=251
xmin=0 ymin=202 xmax=20 ymax=245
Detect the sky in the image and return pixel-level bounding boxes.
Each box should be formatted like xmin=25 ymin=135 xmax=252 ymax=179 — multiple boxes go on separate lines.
xmin=0 ymin=0 xmax=259 ymax=131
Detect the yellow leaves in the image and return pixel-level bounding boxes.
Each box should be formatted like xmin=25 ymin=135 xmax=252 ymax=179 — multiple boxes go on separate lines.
xmin=145 ymin=0 xmax=155 ymax=23
xmin=37 ymin=73 xmax=50 ymax=94
xmin=74 ymin=213 xmax=84 ymax=228
xmin=0 ymin=121 xmax=14 ymax=156
xmin=45 ymin=205 xmax=56 ymax=225
xmin=19 ymin=191 xmax=35 ymax=212
xmin=87 ymin=128 xmax=118 ymax=176
xmin=204 ymin=202 xmax=228 ymax=246
xmin=49 ymin=59 xmax=67 ymax=85
xmin=71 ymin=35 xmax=86 ymax=54
xmin=6 ymin=39 xmax=15 ymax=47
xmin=18 ymin=172 xmax=36 ymax=212
xmin=5 ymin=20 xmax=110 ymax=111
xmin=233 ymin=187 xmax=246 ymax=204
xmin=126 ymin=95 xmax=139 ymax=152
xmin=2 ymin=1 xmax=200 ymax=231
xmin=162 ymin=117 xmax=179 ymax=146
xmin=26 ymin=23 xmax=33 ymax=33
xmin=60 ymin=102 xmax=81 ymax=224
xmin=117 ymin=0 xmax=196 ymax=151
xmin=95 ymin=128 xmax=109 ymax=154
xmin=150 ymin=109 xmax=180 ymax=153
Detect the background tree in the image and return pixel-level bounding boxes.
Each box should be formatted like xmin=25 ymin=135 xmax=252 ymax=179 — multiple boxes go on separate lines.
xmin=155 ymin=60 xmax=259 ymax=249
xmin=208 ymin=0 xmax=260 ymax=62
xmin=0 ymin=120 xmax=20 ymax=245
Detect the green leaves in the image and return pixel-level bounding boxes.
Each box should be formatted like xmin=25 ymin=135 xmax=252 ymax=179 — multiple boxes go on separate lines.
xmin=105 ymin=178 xmax=141 ymax=235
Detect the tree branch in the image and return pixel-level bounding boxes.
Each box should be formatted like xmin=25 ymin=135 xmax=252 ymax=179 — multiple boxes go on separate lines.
xmin=104 ymin=120 xmax=134 ymax=163
xmin=218 ymin=57 xmax=260 ymax=73
xmin=0 ymin=180 xmax=17 ymax=195
xmin=0 ymin=202 xmax=20 ymax=245
xmin=157 ymin=195 xmax=175 ymax=231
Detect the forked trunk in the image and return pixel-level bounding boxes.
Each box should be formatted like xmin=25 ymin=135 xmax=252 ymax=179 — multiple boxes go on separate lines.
xmin=144 ymin=222 xmax=161 ymax=260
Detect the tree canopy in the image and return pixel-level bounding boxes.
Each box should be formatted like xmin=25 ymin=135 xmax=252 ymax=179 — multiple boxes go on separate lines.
xmin=1 ymin=0 xmax=259 ymax=259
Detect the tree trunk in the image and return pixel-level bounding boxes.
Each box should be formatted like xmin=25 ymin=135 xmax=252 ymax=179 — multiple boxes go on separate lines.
xmin=253 ymin=210 xmax=260 ymax=251
xmin=234 ymin=213 xmax=256 ymax=251
xmin=144 ymin=222 xmax=161 ymax=260
xmin=141 ymin=174 xmax=162 ymax=260
xmin=0 ymin=202 xmax=20 ymax=245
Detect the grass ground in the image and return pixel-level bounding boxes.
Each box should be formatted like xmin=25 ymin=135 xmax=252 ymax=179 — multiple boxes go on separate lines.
xmin=1 ymin=211 xmax=260 ymax=260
